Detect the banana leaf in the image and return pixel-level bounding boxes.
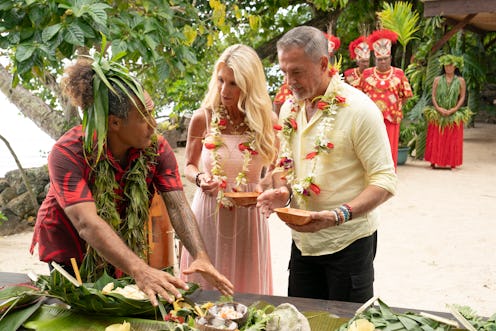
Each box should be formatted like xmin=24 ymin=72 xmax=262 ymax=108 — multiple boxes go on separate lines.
xmin=35 ymin=269 xmax=199 ymax=318
xmin=0 ymin=297 xmax=44 ymax=331
xmin=336 ymin=299 xmax=459 ymax=331
xmin=303 ymin=311 xmax=348 ymax=331
xmin=0 ymin=284 xmax=43 ymax=315
xmin=23 ymin=304 xmax=198 ymax=331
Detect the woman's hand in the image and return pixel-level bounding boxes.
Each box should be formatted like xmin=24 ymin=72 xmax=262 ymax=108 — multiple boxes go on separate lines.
xmin=256 ymin=187 xmax=290 ymax=218
xmin=182 ymin=255 xmax=234 ymax=296
xmin=197 ymin=174 xmax=220 ymax=196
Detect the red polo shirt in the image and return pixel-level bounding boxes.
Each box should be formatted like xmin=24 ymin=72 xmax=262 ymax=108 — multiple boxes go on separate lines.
xmin=30 ymin=125 xmax=183 ymax=266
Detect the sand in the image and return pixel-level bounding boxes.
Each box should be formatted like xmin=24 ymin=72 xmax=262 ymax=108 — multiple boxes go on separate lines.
xmin=1 ymin=122 xmax=495 ymax=317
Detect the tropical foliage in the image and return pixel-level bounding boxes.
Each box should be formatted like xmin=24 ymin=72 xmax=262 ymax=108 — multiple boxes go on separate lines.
xmin=377 ymin=1 xmax=420 ymax=70
xmin=0 ymin=0 xmax=495 ymax=145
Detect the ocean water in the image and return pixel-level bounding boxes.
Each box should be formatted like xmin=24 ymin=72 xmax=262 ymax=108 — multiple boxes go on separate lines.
xmin=0 ymin=93 xmax=55 ymax=177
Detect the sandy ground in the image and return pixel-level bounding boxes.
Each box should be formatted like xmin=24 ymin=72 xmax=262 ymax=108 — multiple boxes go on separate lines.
xmin=1 ymin=122 xmax=495 ymax=317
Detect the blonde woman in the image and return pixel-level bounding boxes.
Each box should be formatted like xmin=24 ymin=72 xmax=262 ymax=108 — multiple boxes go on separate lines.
xmin=180 ymin=44 xmax=278 ymax=294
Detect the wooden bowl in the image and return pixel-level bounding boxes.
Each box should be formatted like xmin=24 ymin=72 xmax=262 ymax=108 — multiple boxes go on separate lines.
xmin=274 ymin=207 xmax=312 ymax=225
xmin=224 ymin=192 xmax=260 ymax=207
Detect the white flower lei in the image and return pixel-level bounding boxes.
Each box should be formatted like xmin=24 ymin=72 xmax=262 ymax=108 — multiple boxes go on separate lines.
xmin=205 ymin=105 xmax=257 ymax=208
xmin=276 ymin=73 xmax=346 ymax=209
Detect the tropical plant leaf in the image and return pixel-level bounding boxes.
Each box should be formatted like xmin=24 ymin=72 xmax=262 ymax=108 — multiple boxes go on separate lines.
xmin=35 ymin=269 xmax=200 ymax=318
xmin=304 ymin=311 xmax=348 ymax=331
xmin=378 ymin=1 xmax=419 ymax=48
xmin=337 ymin=298 xmax=456 ymax=331
xmin=0 ymin=297 xmax=44 ymax=331
xmin=0 ymin=284 xmax=43 ymax=315
xmin=24 ymin=304 xmax=197 ymax=331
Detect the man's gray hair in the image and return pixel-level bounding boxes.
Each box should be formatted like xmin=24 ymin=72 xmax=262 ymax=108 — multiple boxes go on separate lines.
xmin=276 ymin=26 xmax=329 ymax=63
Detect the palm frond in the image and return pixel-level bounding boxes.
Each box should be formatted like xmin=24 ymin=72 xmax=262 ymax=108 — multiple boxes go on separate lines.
xmin=377 ymin=1 xmax=420 ymax=48
xmin=80 ymin=35 xmax=146 ymax=163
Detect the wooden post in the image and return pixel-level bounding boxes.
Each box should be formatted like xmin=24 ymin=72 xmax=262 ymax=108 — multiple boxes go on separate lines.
xmin=147 ymin=192 xmax=175 ymax=269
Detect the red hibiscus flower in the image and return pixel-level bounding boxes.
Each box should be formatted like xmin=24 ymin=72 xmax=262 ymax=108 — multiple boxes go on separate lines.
xmin=238 ymin=143 xmax=248 ymax=151
xmin=317 ymin=101 xmax=328 ymax=110
xmin=289 ymin=118 xmax=298 ymax=130
xmin=218 ymin=118 xmax=228 ymax=126
xmin=204 ymin=142 xmax=217 ymax=149
xmin=278 ymin=157 xmax=289 ymax=167
xmin=305 ymin=151 xmax=318 ymax=159
xmin=239 ymin=143 xmax=258 ymax=155
xmin=327 ymin=142 xmax=334 ymax=149
xmin=309 ymin=183 xmax=321 ymax=195
xmin=335 ymin=95 xmax=346 ymax=104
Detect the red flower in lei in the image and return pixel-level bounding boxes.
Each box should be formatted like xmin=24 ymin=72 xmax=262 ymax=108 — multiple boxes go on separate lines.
xmin=275 ymin=72 xmax=346 ymax=207
xmin=205 ymin=105 xmax=258 ymax=209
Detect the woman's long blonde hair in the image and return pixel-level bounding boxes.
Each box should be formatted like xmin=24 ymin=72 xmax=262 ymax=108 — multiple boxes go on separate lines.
xmin=201 ymin=44 xmax=276 ymax=164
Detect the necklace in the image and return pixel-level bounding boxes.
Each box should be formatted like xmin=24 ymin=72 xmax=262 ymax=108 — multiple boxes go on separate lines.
xmin=204 ymin=105 xmax=257 ymax=208
xmin=373 ymin=67 xmax=393 ymax=86
xmin=223 ymin=109 xmax=246 ymax=134
xmin=276 ymin=73 xmax=346 ymax=209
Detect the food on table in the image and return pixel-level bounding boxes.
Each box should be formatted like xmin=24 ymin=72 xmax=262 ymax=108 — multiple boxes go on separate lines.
xmin=105 ymin=321 xmax=130 ymax=331
xmin=265 ymin=303 xmax=311 ymax=331
xmin=195 ymin=315 xmax=238 ymax=330
xmin=101 ymin=282 xmax=148 ymax=300
xmin=347 ymin=319 xmax=375 ymax=331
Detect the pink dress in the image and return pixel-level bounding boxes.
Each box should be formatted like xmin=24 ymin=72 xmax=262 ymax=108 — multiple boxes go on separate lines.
xmin=180 ymin=133 xmax=273 ymax=295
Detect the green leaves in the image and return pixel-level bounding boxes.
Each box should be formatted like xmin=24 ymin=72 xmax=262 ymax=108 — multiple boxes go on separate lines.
xmin=23 ymin=304 xmax=198 ymax=331
xmin=337 ymin=299 xmax=455 ymax=331
xmin=80 ymin=33 xmax=146 ymax=162
xmin=35 ymin=269 xmax=200 ymax=318
xmin=378 ymin=1 xmax=420 ymax=70
xmin=378 ymin=1 xmax=420 ymax=48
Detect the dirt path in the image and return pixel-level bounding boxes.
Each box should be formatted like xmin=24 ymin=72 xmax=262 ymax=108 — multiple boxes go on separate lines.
xmin=1 ymin=123 xmax=495 ymax=317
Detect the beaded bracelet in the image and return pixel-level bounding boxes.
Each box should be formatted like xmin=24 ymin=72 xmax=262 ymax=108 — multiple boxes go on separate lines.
xmin=331 ymin=209 xmax=340 ymax=226
xmin=342 ymin=203 xmax=353 ymax=220
xmin=195 ymin=172 xmax=204 ymax=187
xmin=339 ymin=205 xmax=350 ymax=221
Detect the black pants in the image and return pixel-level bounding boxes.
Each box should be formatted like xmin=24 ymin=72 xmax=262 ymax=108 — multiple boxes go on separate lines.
xmin=288 ymin=231 xmax=377 ymax=303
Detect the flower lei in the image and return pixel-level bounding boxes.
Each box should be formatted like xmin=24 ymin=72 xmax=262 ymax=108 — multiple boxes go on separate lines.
xmin=275 ymin=73 xmax=346 ymax=209
xmin=204 ymin=105 xmax=257 ymax=208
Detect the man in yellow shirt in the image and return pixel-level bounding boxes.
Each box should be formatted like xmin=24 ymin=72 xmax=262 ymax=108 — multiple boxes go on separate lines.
xmin=258 ymin=26 xmax=397 ymax=303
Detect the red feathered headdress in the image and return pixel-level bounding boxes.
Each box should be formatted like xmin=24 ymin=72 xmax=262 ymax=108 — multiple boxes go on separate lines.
xmin=367 ymin=29 xmax=398 ymax=57
xmin=324 ymin=33 xmax=341 ymax=55
xmin=348 ymin=36 xmax=370 ymax=60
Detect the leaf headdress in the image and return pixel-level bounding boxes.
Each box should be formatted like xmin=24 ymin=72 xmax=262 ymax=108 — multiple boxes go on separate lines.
xmin=438 ymin=54 xmax=464 ymax=70
xmin=81 ymin=35 xmax=146 ymax=164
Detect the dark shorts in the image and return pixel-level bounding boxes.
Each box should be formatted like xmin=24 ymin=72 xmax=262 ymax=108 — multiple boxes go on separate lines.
xmin=288 ymin=231 xmax=377 ymax=303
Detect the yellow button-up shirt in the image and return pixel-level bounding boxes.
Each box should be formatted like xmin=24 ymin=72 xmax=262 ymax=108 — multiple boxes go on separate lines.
xmin=279 ymin=80 xmax=397 ymax=256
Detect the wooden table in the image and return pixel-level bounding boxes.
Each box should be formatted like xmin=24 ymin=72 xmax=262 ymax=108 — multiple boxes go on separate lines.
xmin=0 ymin=272 xmax=452 ymax=319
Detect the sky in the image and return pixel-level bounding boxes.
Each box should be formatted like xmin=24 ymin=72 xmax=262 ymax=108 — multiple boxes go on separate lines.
xmin=0 ymin=93 xmax=55 ymax=177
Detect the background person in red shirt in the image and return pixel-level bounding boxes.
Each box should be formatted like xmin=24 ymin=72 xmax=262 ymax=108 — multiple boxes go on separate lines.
xmin=30 ymin=55 xmax=233 ymax=306
xmin=359 ymin=29 xmax=413 ymax=169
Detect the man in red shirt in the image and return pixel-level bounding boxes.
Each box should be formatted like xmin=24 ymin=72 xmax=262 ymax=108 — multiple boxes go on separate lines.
xmin=359 ymin=29 xmax=413 ymax=169
xmin=30 ymin=56 xmax=233 ymax=306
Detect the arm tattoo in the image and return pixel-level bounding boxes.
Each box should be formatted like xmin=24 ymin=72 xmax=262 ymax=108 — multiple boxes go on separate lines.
xmin=160 ymin=190 xmax=206 ymax=258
